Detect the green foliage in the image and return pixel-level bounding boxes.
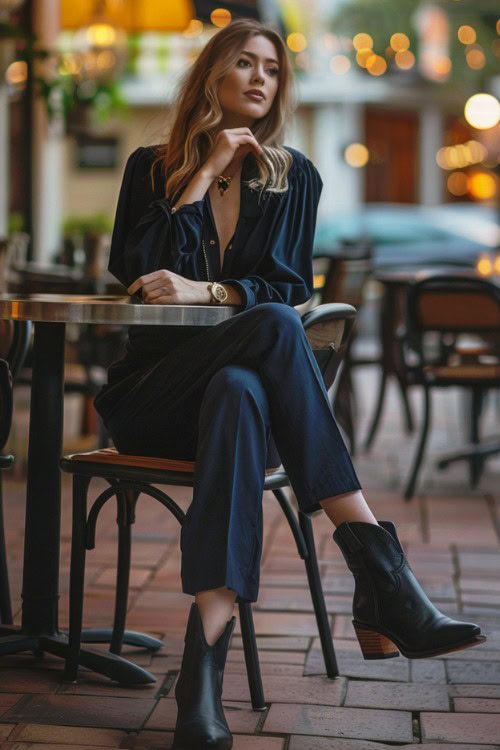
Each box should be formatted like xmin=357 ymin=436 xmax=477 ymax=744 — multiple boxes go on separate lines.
xmin=62 ymin=214 xmax=113 ymax=236
xmin=329 ymin=0 xmax=500 ymax=87
xmin=8 ymin=213 xmax=25 ymax=234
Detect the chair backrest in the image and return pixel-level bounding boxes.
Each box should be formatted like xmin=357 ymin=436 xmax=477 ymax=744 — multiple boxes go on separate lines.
xmin=408 ymin=275 xmax=500 ymax=333
xmin=406 ymin=275 xmax=500 ymax=367
xmin=301 ymin=302 xmax=357 ymax=391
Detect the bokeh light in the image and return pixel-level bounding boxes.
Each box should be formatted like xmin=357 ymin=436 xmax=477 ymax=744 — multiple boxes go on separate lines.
xmin=390 ymin=33 xmax=410 ymax=52
xmin=464 ymin=93 xmax=500 ymax=129
xmin=330 ymin=55 xmax=351 ymax=74
xmin=210 ymin=8 xmax=231 ymax=27
xmin=344 ymin=143 xmax=369 ymax=167
xmin=287 ymin=33 xmax=307 ymax=52
xmin=353 ymin=33 xmax=373 ymax=50
xmin=5 ymin=60 xmax=27 ymax=85
xmin=395 ymin=50 xmax=415 ymax=69
xmin=468 ymin=171 xmax=497 ymax=200
xmin=447 ymin=171 xmax=468 ymax=196
xmin=466 ymin=48 xmax=486 ymax=69
xmin=367 ymin=55 xmax=387 ymax=76
xmin=183 ymin=19 xmax=204 ymax=38
xmin=457 ymin=25 xmax=476 ymax=44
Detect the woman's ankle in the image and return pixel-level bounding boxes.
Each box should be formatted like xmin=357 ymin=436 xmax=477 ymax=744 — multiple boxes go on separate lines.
xmin=195 ymin=587 xmax=237 ymax=645
xmin=320 ymin=490 xmax=379 ymax=528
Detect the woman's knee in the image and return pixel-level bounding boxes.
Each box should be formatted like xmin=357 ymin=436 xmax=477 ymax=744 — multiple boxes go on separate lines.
xmin=248 ymin=303 xmax=303 ymax=334
xmin=205 ymin=365 xmax=268 ymax=407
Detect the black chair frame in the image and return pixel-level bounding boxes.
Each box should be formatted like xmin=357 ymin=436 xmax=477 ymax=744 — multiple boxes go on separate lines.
xmin=60 ymin=303 xmax=357 ymax=709
xmin=403 ymin=275 xmax=500 ymax=500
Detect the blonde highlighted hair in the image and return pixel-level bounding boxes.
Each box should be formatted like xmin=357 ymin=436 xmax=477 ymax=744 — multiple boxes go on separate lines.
xmin=152 ymin=18 xmax=297 ymax=202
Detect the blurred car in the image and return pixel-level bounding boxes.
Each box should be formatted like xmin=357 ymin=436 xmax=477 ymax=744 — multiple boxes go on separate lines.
xmin=314 ymin=202 xmax=499 ymax=268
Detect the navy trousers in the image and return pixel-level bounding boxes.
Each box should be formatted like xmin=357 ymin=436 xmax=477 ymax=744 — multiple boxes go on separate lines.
xmin=105 ymin=303 xmax=361 ymax=602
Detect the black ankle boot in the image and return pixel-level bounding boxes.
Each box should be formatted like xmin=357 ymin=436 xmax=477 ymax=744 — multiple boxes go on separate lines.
xmin=333 ymin=520 xmax=487 ymax=660
xmin=172 ymin=603 xmax=235 ymax=750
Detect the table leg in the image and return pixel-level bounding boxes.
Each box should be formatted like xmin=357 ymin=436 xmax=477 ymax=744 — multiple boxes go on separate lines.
xmin=0 ymin=322 xmax=159 ymax=684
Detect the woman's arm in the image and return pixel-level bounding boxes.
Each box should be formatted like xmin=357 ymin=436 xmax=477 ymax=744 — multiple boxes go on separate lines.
xmin=221 ymin=152 xmax=323 ymax=310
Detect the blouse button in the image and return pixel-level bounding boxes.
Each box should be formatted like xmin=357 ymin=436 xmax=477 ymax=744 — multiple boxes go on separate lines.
xmin=228 ymin=244 xmax=232 ymax=249
xmin=171 ymin=207 xmax=177 ymax=214
xmin=209 ymin=239 xmax=216 ymax=245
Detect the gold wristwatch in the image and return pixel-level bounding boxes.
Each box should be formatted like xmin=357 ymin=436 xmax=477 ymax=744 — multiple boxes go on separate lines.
xmin=208 ymin=281 xmax=228 ymax=304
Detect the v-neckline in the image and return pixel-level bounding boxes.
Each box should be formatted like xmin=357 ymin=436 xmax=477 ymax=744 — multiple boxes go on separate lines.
xmin=206 ymin=172 xmax=244 ymax=274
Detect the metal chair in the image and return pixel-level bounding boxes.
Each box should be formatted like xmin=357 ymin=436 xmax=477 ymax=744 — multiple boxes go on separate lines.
xmin=60 ymin=302 xmax=356 ymax=708
xmin=0 ymin=320 xmax=32 ymax=624
xmin=403 ymin=275 xmax=500 ymax=499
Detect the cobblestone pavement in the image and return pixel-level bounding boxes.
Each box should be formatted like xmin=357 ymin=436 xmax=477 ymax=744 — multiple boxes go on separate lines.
xmin=1 ymin=369 xmax=499 ymax=748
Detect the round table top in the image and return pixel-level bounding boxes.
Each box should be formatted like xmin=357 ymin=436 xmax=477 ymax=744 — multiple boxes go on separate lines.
xmin=373 ymin=265 xmax=487 ymax=285
xmin=0 ymin=294 xmax=238 ymax=326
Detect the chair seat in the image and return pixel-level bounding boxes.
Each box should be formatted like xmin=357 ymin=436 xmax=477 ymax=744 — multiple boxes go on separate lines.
xmin=65 ymin=447 xmax=281 ymax=476
xmin=425 ymin=364 xmax=500 ymax=381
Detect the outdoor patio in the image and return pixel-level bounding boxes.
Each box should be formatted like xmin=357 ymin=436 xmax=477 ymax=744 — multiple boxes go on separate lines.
xmin=1 ymin=365 xmax=500 ymax=749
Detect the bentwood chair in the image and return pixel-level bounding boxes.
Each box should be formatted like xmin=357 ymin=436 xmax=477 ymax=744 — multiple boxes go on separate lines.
xmin=60 ymin=302 xmax=356 ymax=710
xmin=403 ymin=275 xmax=500 ymax=499
xmin=0 ymin=320 xmax=32 ymax=624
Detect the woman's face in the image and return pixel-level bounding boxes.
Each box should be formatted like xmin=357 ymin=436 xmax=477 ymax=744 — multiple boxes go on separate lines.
xmin=217 ymin=34 xmax=280 ymax=128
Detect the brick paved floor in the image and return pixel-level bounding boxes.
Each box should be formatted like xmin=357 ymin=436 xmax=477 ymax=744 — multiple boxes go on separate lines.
xmin=1 ymin=367 xmax=499 ymax=748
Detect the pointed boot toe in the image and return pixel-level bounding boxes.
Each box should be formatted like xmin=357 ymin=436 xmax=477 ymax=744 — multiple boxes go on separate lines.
xmin=333 ymin=520 xmax=487 ymax=660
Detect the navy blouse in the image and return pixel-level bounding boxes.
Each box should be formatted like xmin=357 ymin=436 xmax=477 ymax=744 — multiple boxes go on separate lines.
xmin=96 ymin=144 xmax=323 ymax=422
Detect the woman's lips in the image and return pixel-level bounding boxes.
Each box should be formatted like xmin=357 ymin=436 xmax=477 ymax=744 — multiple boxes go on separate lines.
xmin=244 ymin=92 xmax=265 ymax=102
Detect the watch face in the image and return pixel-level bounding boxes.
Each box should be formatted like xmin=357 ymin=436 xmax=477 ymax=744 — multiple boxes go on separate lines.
xmin=215 ymin=285 xmax=227 ymax=302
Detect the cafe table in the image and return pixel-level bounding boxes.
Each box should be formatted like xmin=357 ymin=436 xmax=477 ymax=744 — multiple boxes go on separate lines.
xmin=0 ymin=294 xmax=237 ymax=683
xmin=364 ymin=265 xmax=500 ymax=471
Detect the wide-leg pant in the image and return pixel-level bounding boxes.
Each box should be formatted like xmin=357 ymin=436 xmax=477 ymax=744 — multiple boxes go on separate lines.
xmin=103 ymin=303 xmax=361 ymax=602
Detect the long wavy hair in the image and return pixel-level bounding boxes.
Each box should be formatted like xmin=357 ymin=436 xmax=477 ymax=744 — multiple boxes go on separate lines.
xmin=152 ymin=18 xmax=297 ymax=202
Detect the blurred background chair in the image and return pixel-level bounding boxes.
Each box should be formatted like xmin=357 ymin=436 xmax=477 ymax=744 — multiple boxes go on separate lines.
xmin=312 ymin=241 xmax=373 ymax=455
xmin=60 ymin=302 xmax=356 ymax=706
xmin=402 ymin=275 xmax=500 ymax=499
xmin=0 ymin=319 xmax=32 ymax=624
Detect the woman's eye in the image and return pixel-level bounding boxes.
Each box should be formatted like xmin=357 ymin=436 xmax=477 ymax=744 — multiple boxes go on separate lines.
xmin=237 ymin=59 xmax=250 ymax=67
xmin=268 ymin=68 xmax=279 ymax=76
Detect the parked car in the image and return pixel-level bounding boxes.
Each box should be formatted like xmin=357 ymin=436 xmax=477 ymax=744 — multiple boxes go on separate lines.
xmin=314 ymin=202 xmax=499 ymax=268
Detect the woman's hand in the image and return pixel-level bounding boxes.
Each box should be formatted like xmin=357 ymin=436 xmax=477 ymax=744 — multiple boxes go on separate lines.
xmin=128 ymin=269 xmax=211 ymax=305
xmin=202 ymin=127 xmax=264 ymax=180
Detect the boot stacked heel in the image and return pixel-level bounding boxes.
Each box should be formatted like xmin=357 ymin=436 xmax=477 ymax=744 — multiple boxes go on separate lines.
xmin=333 ymin=520 xmax=486 ymax=661
xmin=353 ymin=621 xmax=399 ymax=660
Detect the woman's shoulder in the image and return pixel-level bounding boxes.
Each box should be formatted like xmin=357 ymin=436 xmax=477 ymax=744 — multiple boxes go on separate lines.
xmin=282 ymin=145 xmax=322 ymax=185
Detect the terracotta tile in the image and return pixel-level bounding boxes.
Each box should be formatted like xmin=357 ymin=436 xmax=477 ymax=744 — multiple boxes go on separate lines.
xmin=410 ymin=659 xmax=447 ymax=683
xmin=264 ymin=703 xmax=413 ymax=742
xmin=0 ymin=669 xmax=61 ymax=694
xmin=222 ymin=673 xmax=345 ymax=705
xmin=446 ymin=660 xmax=500 ymax=684
xmin=0 ymin=725 xmax=15 ymax=739
xmin=13 ymin=723 xmax=126 ymax=745
xmin=345 ymin=680 xmax=449 ymax=711
xmin=145 ymin=698 xmax=260 ymax=734
xmin=288 ymin=739 xmax=405 ymax=750
xmin=232 ymin=738 xmax=285 ymax=749
xmin=6 ymin=744 xmax=120 ymax=750
xmin=421 ymin=711 xmax=500 ymax=744
xmin=450 ymin=684 xmax=500 ymax=698
xmin=227 ymin=650 xmax=304 ymax=666
xmin=230 ymin=636 xmax=310 ymax=651
xmin=3 ymin=695 xmax=155 ymax=729
xmin=454 ymin=697 xmax=500 ymax=712
xmin=305 ymin=647 xmax=410 ymax=682
xmin=236 ymin=612 xmax=326 ymax=638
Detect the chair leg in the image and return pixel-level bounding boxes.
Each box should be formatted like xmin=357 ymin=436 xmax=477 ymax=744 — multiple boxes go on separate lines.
xmin=64 ymin=474 xmax=91 ymax=682
xmin=238 ymin=602 xmax=266 ymax=711
xmin=363 ymin=371 xmax=387 ymax=452
xmin=404 ymin=385 xmax=431 ymax=500
xmin=469 ymin=388 xmax=484 ymax=488
xmin=299 ymin=512 xmax=339 ymax=678
xmin=0 ymin=474 xmax=13 ymax=625
xmin=110 ymin=491 xmax=133 ymax=655
xmin=333 ymin=363 xmax=356 ymax=456
xmin=396 ymin=374 xmax=414 ymax=434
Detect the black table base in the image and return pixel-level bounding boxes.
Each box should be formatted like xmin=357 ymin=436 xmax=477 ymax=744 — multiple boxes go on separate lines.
xmin=0 ymin=322 xmax=161 ymax=684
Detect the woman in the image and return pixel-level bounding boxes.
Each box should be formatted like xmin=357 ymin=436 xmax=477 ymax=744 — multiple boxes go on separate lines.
xmin=95 ymin=18 xmax=486 ymax=750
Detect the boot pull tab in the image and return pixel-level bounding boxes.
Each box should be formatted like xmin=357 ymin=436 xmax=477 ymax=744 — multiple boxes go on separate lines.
xmin=338 ymin=523 xmax=365 ymax=553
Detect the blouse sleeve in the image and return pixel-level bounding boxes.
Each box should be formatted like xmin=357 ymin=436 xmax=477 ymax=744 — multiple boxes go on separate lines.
xmin=107 ymin=147 xmax=207 ymax=288
xmin=222 ymin=155 xmax=323 ymax=310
